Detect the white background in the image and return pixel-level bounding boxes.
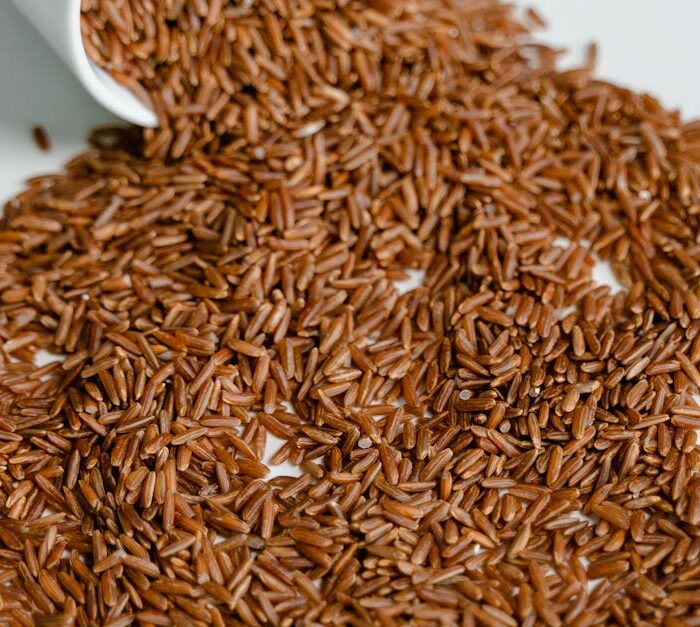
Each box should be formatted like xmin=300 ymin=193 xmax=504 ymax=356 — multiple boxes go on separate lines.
xmin=1 ymin=0 xmax=700 ymax=204
xmin=529 ymin=0 xmax=700 ymax=116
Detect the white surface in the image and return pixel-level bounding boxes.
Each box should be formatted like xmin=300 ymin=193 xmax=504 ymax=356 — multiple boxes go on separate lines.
xmin=531 ymin=0 xmax=700 ymax=117
xmin=0 ymin=0 xmax=116 ymax=204
xmin=10 ymin=0 xmax=156 ymax=127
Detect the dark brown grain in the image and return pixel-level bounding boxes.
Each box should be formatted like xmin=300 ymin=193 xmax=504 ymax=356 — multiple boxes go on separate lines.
xmin=31 ymin=125 xmax=51 ymax=152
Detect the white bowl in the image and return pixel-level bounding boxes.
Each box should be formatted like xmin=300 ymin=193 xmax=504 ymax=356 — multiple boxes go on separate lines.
xmin=10 ymin=0 xmax=157 ymax=127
